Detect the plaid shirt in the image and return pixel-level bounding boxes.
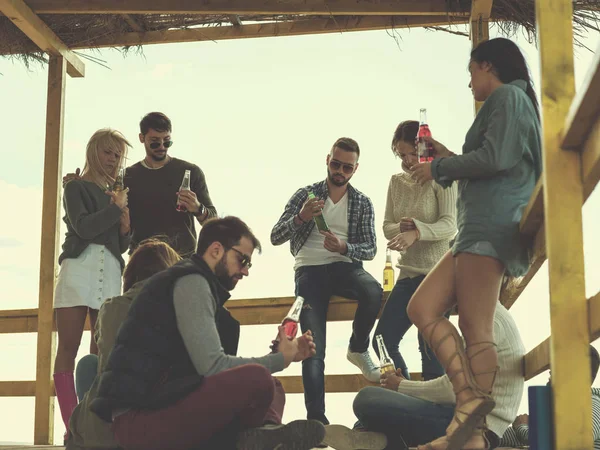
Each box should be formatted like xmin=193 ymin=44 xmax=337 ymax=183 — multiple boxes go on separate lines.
xmin=270 ymin=180 xmax=377 ymax=262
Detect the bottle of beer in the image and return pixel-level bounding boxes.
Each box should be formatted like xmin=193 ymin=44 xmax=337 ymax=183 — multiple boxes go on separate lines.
xmin=176 ymin=170 xmax=191 ymax=212
xmin=375 ymin=334 xmax=396 ymax=376
xmin=307 ymin=191 xmax=330 ymax=232
xmin=112 ymin=167 xmax=125 ymax=193
xmin=383 ymin=249 xmax=395 ymax=293
xmin=417 ymin=108 xmax=434 ymax=163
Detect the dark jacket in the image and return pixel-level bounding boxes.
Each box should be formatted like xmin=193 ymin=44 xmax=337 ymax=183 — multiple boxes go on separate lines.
xmin=90 ymin=255 xmax=238 ymax=423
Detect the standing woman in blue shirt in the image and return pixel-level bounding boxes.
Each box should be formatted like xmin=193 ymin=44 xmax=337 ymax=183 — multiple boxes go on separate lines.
xmin=53 ymin=129 xmax=131 ymax=441
xmin=408 ymin=37 xmax=542 ymax=450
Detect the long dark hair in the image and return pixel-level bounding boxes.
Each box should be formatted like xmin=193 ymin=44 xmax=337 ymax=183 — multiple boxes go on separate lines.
xmin=470 ymin=38 xmax=540 ymax=119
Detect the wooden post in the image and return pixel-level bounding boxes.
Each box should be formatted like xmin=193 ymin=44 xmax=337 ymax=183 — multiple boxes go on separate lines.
xmin=34 ymin=55 xmax=66 ymax=445
xmin=536 ymin=1 xmax=592 ymax=449
xmin=470 ymin=0 xmax=492 ymax=114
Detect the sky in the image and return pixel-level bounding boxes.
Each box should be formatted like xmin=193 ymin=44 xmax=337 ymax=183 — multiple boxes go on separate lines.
xmin=0 ymin=23 xmax=599 ymax=444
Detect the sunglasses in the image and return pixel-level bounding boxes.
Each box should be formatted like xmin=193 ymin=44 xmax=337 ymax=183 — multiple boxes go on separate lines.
xmin=149 ymin=140 xmax=174 ymax=150
xmin=329 ymin=159 xmax=355 ymax=175
xmin=230 ymin=247 xmax=252 ymax=269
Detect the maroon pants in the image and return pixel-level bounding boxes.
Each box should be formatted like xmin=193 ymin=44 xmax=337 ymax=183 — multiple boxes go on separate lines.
xmin=113 ymin=364 xmax=285 ymax=450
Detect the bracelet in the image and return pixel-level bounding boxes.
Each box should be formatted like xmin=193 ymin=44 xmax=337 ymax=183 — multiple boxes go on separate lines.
xmin=415 ymin=228 xmax=421 ymax=241
xmin=297 ymin=214 xmax=307 ymax=224
xmin=195 ymin=204 xmax=205 ymax=218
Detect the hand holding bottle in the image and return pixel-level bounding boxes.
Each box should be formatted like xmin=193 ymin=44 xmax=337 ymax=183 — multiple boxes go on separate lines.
xmin=299 ymin=195 xmax=325 ymax=222
xmin=106 ymin=187 xmax=129 ymax=210
xmin=380 ymin=368 xmax=405 ymax=391
xmin=177 ymin=189 xmax=202 ymax=214
xmin=419 ymin=136 xmax=454 ymax=159
xmin=277 ymin=327 xmax=316 ymax=367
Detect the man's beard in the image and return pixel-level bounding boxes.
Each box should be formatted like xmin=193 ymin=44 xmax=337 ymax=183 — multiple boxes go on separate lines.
xmin=215 ymin=256 xmax=237 ymax=291
xmin=327 ymin=169 xmax=348 ymax=187
xmin=148 ymin=151 xmax=167 ymax=162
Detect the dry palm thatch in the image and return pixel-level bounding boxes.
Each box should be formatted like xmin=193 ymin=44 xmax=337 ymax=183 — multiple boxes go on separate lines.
xmin=0 ymin=0 xmax=598 ymax=69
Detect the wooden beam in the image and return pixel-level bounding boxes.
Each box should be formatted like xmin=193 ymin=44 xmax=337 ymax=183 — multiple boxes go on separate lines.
xmin=536 ymin=0 xmax=591 ymax=448
xmin=523 ymin=338 xmax=550 ymax=381
xmin=0 ymin=381 xmax=55 ymax=397
xmin=523 ymin=291 xmax=600 ymax=380
xmin=0 ymin=0 xmax=84 ymax=77
xmin=519 ymin=179 xmax=544 ymax=236
xmin=469 ymin=0 xmax=492 ymax=113
xmin=20 ymin=0 xmax=469 ymax=16
xmin=500 ymin=223 xmax=546 ymax=309
xmin=229 ymin=15 xmax=242 ymax=27
xmin=34 ymin=55 xmax=66 ymax=446
xmin=588 ymin=291 xmax=600 ymax=342
xmin=64 ymin=16 xmax=467 ymax=50
xmin=0 ymin=294 xmax=391 ymax=333
xmin=0 ymin=373 xmax=424 ymax=397
xmin=582 ymin=114 xmax=600 ymax=200
xmin=562 ymin=41 xmax=600 ymax=150
xmin=122 ymin=14 xmax=144 ymax=32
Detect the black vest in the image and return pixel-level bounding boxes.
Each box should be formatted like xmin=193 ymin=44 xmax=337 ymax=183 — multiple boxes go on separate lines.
xmin=90 ymin=255 xmax=239 ymax=422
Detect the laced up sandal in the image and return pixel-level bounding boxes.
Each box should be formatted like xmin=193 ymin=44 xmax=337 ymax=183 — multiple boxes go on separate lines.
xmin=446 ymin=342 xmax=498 ymax=448
xmin=414 ymin=318 xmax=496 ymax=450
xmin=412 ymin=424 xmax=492 ymax=450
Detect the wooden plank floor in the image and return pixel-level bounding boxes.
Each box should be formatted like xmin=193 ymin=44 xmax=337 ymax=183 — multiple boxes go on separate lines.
xmin=0 ymin=445 xmax=522 ymax=450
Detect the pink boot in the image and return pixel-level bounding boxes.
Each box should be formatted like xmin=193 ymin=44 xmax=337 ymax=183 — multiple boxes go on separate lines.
xmin=53 ymin=371 xmax=78 ymax=439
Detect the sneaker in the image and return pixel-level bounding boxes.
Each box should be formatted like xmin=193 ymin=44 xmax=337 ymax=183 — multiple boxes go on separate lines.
xmin=322 ymin=424 xmax=387 ymax=450
xmin=346 ymin=348 xmax=381 ymax=383
xmin=236 ymin=419 xmax=326 ymax=450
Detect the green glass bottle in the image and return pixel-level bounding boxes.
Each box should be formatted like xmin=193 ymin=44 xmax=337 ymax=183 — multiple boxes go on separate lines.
xmin=307 ymin=191 xmax=330 ymax=232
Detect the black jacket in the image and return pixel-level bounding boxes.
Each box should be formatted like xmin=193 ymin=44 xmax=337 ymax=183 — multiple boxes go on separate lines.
xmin=90 ymin=255 xmax=239 ymax=422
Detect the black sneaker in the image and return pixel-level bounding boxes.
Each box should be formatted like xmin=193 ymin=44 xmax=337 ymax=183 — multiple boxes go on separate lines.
xmin=321 ymin=424 xmax=387 ymax=450
xmin=236 ymin=419 xmax=326 ymax=450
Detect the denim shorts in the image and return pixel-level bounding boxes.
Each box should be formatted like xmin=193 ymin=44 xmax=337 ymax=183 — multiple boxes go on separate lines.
xmin=460 ymin=241 xmax=500 ymax=260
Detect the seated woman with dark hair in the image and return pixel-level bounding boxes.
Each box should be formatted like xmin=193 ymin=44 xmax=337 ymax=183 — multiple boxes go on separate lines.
xmin=67 ymin=239 xmax=182 ymax=450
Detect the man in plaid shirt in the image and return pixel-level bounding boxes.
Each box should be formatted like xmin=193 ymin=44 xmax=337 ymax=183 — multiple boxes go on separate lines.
xmin=271 ymin=137 xmax=383 ymax=426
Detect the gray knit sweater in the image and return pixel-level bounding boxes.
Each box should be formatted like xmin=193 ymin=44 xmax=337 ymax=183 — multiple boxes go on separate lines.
xmin=59 ymin=179 xmax=130 ymax=269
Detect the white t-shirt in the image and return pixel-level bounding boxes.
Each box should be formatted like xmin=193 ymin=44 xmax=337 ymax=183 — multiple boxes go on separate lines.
xmin=294 ymin=192 xmax=352 ymax=270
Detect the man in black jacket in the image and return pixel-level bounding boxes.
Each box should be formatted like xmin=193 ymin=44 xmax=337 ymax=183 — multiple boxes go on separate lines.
xmin=91 ymin=216 xmax=325 ymax=450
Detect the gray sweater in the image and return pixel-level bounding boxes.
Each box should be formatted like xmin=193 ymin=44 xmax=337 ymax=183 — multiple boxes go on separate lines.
xmin=431 ymin=80 xmax=542 ymax=277
xmin=173 ymin=274 xmax=285 ymax=376
xmin=59 ymin=179 xmax=130 ymax=269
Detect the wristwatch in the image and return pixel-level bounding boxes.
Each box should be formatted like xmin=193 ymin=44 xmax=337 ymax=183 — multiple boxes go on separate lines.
xmin=195 ymin=204 xmax=205 ymax=218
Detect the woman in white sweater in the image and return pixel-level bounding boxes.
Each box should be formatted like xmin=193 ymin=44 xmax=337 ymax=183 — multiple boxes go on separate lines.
xmin=374 ymin=121 xmax=457 ymax=380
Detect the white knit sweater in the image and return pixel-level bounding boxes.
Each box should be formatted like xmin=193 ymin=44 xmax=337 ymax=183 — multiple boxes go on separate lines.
xmin=383 ymin=172 xmax=457 ymax=279
xmin=396 ymin=303 xmax=525 ymax=438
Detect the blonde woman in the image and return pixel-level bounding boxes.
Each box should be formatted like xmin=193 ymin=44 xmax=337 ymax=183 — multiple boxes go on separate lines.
xmin=53 ymin=129 xmax=131 ymax=441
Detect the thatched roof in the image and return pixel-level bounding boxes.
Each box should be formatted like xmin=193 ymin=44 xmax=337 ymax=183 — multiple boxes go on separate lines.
xmin=1 ymin=0 xmax=599 ymax=69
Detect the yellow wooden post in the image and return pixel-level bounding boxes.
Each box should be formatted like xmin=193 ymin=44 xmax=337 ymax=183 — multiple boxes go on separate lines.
xmin=34 ymin=55 xmax=66 ymax=445
xmin=536 ymin=1 xmax=592 ymax=448
xmin=470 ymin=0 xmax=492 ymax=114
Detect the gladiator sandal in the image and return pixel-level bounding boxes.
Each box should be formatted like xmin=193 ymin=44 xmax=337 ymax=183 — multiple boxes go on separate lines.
xmin=446 ymin=342 xmax=499 ymax=448
xmin=414 ymin=318 xmax=496 ymax=450
xmin=413 ymin=423 xmax=492 ymax=450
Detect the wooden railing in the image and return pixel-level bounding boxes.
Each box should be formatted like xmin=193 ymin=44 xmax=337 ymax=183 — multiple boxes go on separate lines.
xmin=0 ymin=2 xmax=599 ymax=448
xmin=0 ymin=293 xmax=413 ymax=398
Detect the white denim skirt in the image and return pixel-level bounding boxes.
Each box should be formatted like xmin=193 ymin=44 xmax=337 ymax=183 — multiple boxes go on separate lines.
xmin=54 ymin=244 xmax=122 ymax=310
